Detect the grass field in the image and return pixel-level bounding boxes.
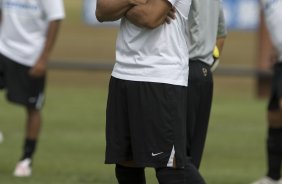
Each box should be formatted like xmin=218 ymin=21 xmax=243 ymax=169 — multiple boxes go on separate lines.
xmin=0 ymin=0 xmax=271 ymax=184
xmin=0 ymin=70 xmax=269 ymax=184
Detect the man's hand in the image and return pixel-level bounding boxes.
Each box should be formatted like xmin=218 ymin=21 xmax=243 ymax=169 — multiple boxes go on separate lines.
xmin=29 ymin=59 xmax=47 ymax=77
xmin=211 ymin=46 xmax=220 ymax=72
xmin=165 ymin=7 xmax=176 ymax=24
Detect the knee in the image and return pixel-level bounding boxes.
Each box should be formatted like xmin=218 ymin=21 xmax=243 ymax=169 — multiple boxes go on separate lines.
xmin=268 ymin=111 xmax=282 ymax=128
xmin=27 ymin=107 xmax=40 ymax=116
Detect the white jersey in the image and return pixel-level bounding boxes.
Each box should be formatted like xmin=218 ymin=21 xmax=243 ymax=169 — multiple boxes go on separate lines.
xmin=261 ymin=0 xmax=282 ymax=61
xmin=0 ymin=0 xmax=65 ymax=67
xmin=112 ymin=0 xmax=191 ymax=87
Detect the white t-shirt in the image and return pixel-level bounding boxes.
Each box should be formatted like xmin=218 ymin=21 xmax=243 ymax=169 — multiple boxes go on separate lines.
xmin=261 ymin=0 xmax=282 ymax=61
xmin=112 ymin=0 xmax=191 ymax=87
xmin=0 ymin=0 xmax=65 ymax=67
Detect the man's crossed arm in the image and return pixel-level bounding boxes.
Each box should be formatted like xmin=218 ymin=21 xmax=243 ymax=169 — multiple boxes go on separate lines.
xmin=96 ymin=0 xmax=147 ymax=22
xmin=126 ymin=0 xmax=175 ymax=29
xmin=96 ymin=0 xmax=176 ymax=29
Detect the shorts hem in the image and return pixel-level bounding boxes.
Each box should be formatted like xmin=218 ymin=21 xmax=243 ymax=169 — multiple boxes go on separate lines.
xmin=105 ymin=159 xmax=185 ymax=168
xmin=7 ymin=96 xmax=43 ymax=110
xmin=7 ymin=96 xmax=27 ymax=107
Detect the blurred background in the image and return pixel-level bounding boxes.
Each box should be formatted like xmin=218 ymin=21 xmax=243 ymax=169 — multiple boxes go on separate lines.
xmin=0 ymin=0 xmax=275 ymax=183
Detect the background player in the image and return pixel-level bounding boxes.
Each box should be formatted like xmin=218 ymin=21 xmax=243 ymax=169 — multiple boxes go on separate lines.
xmin=186 ymin=0 xmax=227 ymax=169
xmin=0 ymin=0 xmax=65 ymax=177
xmin=251 ymin=0 xmax=282 ymax=184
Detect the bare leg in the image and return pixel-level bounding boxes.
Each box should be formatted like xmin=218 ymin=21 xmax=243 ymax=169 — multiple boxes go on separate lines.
xmin=14 ymin=107 xmax=41 ymax=177
xmin=25 ymin=108 xmax=41 ymax=140
xmin=21 ymin=107 xmax=41 ymax=160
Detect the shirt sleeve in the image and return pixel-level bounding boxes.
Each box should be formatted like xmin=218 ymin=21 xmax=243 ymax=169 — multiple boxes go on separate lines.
xmin=41 ymin=0 xmax=65 ymax=21
xmin=217 ymin=2 xmax=227 ymax=38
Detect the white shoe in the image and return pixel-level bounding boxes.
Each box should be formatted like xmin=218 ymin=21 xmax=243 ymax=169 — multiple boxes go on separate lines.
xmin=13 ymin=158 xmax=32 ymax=177
xmin=278 ymin=179 xmax=282 ymax=184
xmin=0 ymin=131 xmax=3 ymax=143
xmin=251 ymin=177 xmax=279 ymax=184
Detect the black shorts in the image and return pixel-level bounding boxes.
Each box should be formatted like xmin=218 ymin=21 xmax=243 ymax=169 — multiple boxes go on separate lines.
xmin=0 ymin=53 xmax=45 ymax=109
xmin=105 ymin=77 xmax=187 ymax=168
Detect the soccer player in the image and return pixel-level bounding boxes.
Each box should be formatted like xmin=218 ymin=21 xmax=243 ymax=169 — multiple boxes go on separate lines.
xmin=186 ymin=0 xmax=227 ymax=169
xmin=96 ymin=0 xmax=206 ymax=183
xmin=252 ymin=0 xmax=282 ymax=184
xmin=0 ymin=0 xmax=65 ymax=177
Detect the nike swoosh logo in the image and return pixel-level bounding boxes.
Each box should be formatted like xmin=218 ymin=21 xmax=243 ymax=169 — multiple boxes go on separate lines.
xmin=28 ymin=97 xmax=37 ymax=103
xmin=152 ymin=152 xmax=164 ymax=157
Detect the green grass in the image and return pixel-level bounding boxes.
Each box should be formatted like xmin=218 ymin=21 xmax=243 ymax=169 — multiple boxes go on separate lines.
xmin=0 ymin=71 xmax=270 ymax=184
xmin=0 ymin=71 xmax=113 ymax=184
xmin=202 ymin=96 xmax=267 ymax=184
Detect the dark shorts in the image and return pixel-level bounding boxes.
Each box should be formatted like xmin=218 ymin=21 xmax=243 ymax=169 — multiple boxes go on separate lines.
xmin=105 ymin=77 xmax=187 ymax=168
xmin=268 ymin=62 xmax=282 ymax=111
xmin=0 ymin=53 xmax=45 ymax=109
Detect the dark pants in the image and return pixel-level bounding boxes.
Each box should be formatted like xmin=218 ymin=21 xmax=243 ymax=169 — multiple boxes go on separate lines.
xmin=187 ymin=60 xmax=213 ymax=169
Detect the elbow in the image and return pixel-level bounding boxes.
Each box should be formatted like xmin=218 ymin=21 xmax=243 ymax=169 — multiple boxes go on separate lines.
xmin=126 ymin=9 xmax=163 ymax=29
xmin=95 ymin=2 xmax=107 ymax=22
xmin=146 ymin=22 xmax=160 ymax=29
xmin=142 ymin=12 xmax=166 ymax=29
xmin=143 ymin=20 xmax=161 ymax=29
xmin=95 ymin=10 xmax=104 ymax=22
xmin=139 ymin=17 xmax=162 ymax=29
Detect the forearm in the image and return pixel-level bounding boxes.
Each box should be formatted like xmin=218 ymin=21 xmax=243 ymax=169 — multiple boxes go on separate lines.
xmin=211 ymin=36 xmax=226 ymax=72
xmin=96 ymin=0 xmax=144 ymax=22
xmin=216 ymin=36 xmax=226 ymax=54
xmin=217 ymin=3 xmax=227 ymax=47
xmin=126 ymin=0 xmax=171 ymax=29
xmin=39 ymin=20 xmax=62 ymax=64
xmin=29 ymin=20 xmax=62 ymax=77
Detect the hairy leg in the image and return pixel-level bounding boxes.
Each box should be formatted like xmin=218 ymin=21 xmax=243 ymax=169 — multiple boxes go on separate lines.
xmin=25 ymin=108 xmax=41 ymax=139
